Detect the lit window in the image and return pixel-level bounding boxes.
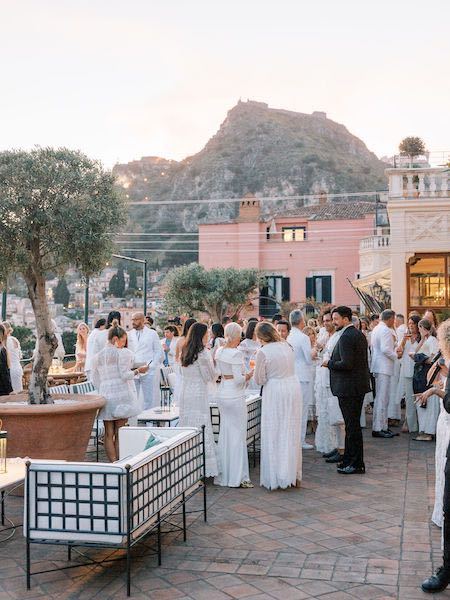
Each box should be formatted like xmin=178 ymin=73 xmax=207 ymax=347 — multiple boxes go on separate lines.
xmin=282 ymin=226 xmax=306 ymax=242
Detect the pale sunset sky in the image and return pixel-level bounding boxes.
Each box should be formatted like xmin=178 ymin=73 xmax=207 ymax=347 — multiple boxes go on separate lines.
xmin=1 ymin=0 xmax=449 ymax=167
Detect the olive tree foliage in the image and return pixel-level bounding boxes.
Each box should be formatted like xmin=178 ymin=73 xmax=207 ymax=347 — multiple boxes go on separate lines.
xmin=163 ymin=263 xmax=264 ymax=322
xmin=0 ymin=148 xmax=124 ymax=404
xmin=399 ymin=137 xmax=426 ymax=166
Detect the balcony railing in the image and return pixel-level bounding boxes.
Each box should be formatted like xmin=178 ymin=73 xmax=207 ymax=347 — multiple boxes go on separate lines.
xmin=386 ymin=166 xmax=449 ymax=198
xmin=360 ymin=235 xmax=390 ymax=251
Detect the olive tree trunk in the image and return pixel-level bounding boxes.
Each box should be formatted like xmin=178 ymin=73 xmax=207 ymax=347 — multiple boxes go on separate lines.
xmin=24 ymin=271 xmax=58 ymax=404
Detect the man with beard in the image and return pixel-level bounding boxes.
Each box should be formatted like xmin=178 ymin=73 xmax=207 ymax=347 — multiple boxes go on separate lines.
xmin=323 ymin=306 xmax=370 ymax=474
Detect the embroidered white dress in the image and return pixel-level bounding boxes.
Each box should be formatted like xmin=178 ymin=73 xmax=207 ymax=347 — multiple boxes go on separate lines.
xmin=91 ymin=345 xmax=142 ymax=421
xmin=254 ymin=341 xmax=302 ymax=490
xmin=6 ymin=336 xmax=23 ymax=392
xmin=432 ymin=391 xmax=450 ymax=527
xmin=314 ymin=332 xmax=335 ymax=454
xmin=178 ymin=349 xmax=219 ymax=477
xmin=214 ymin=347 xmax=250 ymax=487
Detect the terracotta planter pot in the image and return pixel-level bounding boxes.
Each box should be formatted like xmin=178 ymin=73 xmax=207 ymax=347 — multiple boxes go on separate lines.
xmin=0 ymin=393 xmax=105 ymax=461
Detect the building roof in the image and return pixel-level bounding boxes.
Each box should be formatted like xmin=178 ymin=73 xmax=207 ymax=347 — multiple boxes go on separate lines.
xmin=270 ymin=200 xmax=381 ymax=222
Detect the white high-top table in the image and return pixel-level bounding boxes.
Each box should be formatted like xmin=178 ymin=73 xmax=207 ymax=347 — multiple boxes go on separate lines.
xmin=0 ymin=460 xmax=26 ymax=533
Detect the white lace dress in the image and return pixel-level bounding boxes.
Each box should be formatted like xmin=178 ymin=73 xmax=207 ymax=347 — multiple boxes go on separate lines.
xmin=254 ymin=341 xmax=302 ymax=490
xmin=416 ymin=336 xmax=440 ymax=435
xmin=178 ymin=349 xmax=219 ymax=477
xmin=432 ymin=391 xmax=450 ymax=527
xmin=91 ymin=345 xmax=142 ymax=421
xmin=6 ymin=335 xmax=23 ymax=392
xmin=214 ymin=347 xmax=250 ymax=487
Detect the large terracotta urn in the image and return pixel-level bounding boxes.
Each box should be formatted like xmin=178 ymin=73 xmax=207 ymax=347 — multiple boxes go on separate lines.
xmin=0 ymin=394 xmax=105 ymax=461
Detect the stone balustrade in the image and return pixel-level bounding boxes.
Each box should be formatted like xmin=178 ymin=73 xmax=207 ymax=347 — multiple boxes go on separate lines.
xmin=360 ymin=235 xmax=390 ymax=251
xmin=386 ymin=166 xmax=449 ymax=198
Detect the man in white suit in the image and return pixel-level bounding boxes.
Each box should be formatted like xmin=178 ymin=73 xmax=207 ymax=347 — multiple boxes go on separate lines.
xmin=371 ymin=309 xmax=398 ymax=438
xmin=287 ymin=309 xmax=313 ymax=449
xmin=128 ymin=312 xmax=164 ymax=409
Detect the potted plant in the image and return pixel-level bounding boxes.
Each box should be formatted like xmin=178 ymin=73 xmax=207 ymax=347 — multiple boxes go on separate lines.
xmin=0 ymin=148 xmax=124 ymax=459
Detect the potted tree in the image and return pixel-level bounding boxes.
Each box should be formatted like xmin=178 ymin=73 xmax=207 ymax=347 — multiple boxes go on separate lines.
xmin=0 ymin=148 xmax=124 ymax=459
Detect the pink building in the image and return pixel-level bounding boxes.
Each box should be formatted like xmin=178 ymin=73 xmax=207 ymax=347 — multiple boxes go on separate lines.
xmin=199 ymin=194 xmax=377 ymax=316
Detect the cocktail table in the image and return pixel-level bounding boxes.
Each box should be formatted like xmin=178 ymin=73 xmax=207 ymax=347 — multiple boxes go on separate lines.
xmin=0 ymin=459 xmax=26 ymax=540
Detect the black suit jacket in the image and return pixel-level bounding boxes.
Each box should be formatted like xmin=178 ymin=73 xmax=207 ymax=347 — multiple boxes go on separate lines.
xmin=328 ymin=325 xmax=371 ymax=398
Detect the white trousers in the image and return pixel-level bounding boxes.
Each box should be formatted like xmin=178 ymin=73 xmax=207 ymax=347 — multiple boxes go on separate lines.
xmin=300 ymin=381 xmax=313 ymax=443
xmin=388 ymin=360 xmax=401 ymax=420
xmin=372 ymin=373 xmax=391 ymax=432
xmin=135 ymin=371 xmax=158 ymax=410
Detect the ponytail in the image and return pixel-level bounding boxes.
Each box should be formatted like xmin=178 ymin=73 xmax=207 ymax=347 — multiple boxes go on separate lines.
xmin=108 ymin=319 xmax=127 ymax=342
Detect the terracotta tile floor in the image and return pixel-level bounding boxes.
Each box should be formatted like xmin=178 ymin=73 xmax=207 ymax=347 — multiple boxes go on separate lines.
xmin=0 ymin=418 xmax=445 ymax=599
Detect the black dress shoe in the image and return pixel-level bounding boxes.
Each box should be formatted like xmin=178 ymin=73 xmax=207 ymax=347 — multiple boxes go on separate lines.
xmin=422 ymin=566 xmax=450 ymax=593
xmin=337 ymin=465 xmax=365 ymax=475
xmin=372 ymin=430 xmax=395 ymax=438
xmin=326 ymin=454 xmax=344 ymax=463
xmin=386 ymin=429 xmax=400 ymax=436
xmin=322 ymin=448 xmax=338 ymax=458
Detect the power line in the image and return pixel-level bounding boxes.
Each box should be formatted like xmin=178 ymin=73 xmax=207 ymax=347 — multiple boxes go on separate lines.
xmin=125 ymin=189 xmax=385 ymax=206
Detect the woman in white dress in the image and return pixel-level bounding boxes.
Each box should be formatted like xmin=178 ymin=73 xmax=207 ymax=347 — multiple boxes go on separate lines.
xmin=417 ymin=319 xmax=450 ymax=529
xmin=412 ymin=319 xmax=440 ymax=441
xmin=75 ymin=322 xmax=89 ymax=372
xmin=3 ymin=322 xmax=23 ymax=392
xmin=432 ymin=359 xmax=450 ymax=527
xmin=254 ymin=322 xmax=302 ymax=490
xmin=91 ymin=320 xmax=148 ymax=461
xmin=214 ymin=323 xmax=254 ymax=488
xmin=397 ymin=315 xmax=420 ymax=433
xmin=210 ymin=323 xmax=225 ymax=360
xmin=239 ymin=320 xmax=260 ymax=392
xmin=178 ymin=322 xmax=219 ymax=477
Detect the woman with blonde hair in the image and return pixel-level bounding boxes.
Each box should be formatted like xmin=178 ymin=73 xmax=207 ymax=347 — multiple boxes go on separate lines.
xmin=214 ymin=322 xmax=254 ymax=488
xmin=90 ymin=320 xmax=148 ymax=461
xmin=254 ymin=322 xmax=302 ymax=490
xmin=3 ymin=321 xmax=23 ymax=392
xmin=75 ymin=322 xmax=89 ymax=372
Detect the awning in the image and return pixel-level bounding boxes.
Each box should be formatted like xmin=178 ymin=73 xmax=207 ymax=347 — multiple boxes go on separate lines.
xmin=352 ymin=268 xmax=391 ymax=292
xmin=348 ymin=268 xmax=392 ymax=313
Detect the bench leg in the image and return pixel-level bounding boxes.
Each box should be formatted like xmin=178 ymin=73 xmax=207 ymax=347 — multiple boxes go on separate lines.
xmin=67 ymin=544 xmax=72 ymax=561
xmin=26 ymin=538 xmax=31 ymax=590
xmin=182 ymin=493 xmax=187 ymax=542
xmin=157 ymin=512 xmax=162 ymax=566
xmin=1 ymin=491 xmax=4 ymax=526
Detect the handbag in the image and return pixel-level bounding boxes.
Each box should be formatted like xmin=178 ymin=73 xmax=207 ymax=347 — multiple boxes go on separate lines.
xmin=412 ymin=352 xmax=431 ymax=394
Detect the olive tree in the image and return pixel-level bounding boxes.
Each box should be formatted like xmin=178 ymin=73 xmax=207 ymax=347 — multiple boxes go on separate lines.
xmin=163 ymin=263 xmax=264 ymax=322
xmin=399 ymin=136 xmax=426 ymax=166
xmin=0 ymin=148 xmax=124 ymax=403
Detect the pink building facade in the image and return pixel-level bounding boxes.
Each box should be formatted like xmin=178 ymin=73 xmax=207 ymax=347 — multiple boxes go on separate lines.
xmin=199 ymin=195 xmax=377 ymax=316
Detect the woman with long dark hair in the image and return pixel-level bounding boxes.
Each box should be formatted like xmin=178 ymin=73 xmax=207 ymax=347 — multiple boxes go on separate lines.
xmin=210 ymin=323 xmax=225 ymax=359
xmin=175 ymin=318 xmax=196 ymax=364
xmin=0 ymin=323 xmax=13 ymax=396
xmin=178 ymin=322 xmax=218 ymax=476
xmin=397 ymin=314 xmax=421 ymax=433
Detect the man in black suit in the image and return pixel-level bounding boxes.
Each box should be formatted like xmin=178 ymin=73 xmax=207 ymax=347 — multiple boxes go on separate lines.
xmin=323 ymin=306 xmax=370 ymax=475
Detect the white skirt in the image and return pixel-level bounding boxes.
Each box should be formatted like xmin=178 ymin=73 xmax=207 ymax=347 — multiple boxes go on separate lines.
xmin=260 ymin=375 xmax=302 ymax=490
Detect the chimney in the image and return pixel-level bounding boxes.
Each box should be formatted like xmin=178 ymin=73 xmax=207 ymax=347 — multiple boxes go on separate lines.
xmin=238 ymin=193 xmax=260 ymax=223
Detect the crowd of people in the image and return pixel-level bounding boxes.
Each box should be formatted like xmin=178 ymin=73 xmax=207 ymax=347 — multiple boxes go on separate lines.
xmin=2 ymin=304 xmax=450 ymax=592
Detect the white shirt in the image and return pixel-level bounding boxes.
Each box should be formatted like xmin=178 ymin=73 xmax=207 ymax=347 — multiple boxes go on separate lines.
xmin=287 ymin=326 xmax=313 ymax=382
xmin=370 ymin=321 xmax=398 ymax=376
xmin=161 ymin=336 xmax=178 ymax=366
xmin=127 ymin=326 xmax=163 ymax=373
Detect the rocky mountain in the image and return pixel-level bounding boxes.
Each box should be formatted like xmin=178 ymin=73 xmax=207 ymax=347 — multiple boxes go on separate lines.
xmin=113 ymin=100 xmax=387 ymax=265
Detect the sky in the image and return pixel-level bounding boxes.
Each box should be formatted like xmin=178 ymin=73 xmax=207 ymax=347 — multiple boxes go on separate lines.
xmin=1 ymin=0 xmax=449 ymax=168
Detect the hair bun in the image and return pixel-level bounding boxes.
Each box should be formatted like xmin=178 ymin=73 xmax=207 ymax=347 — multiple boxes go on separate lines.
xmin=111 ymin=319 xmax=119 ymax=328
